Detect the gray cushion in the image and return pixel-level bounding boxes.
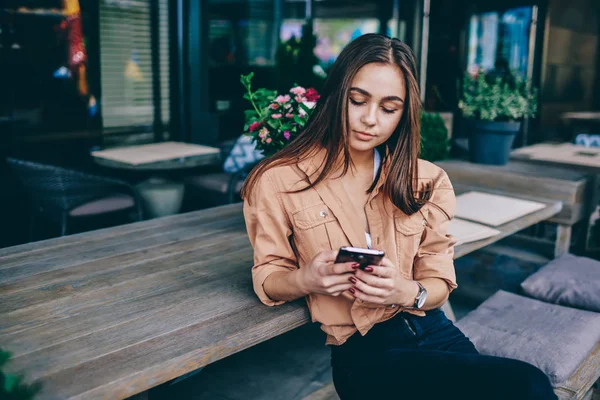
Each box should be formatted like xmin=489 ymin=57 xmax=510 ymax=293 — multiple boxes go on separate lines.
xmin=69 ymin=194 xmax=135 ymax=217
xmin=456 ymin=290 xmax=600 ymax=386
xmin=520 ymin=254 xmax=600 ymax=313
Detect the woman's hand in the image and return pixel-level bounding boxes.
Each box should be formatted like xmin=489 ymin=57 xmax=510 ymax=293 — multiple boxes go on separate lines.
xmin=296 ymin=250 xmax=359 ymax=297
xmin=349 ymin=257 xmax=419 ymax=307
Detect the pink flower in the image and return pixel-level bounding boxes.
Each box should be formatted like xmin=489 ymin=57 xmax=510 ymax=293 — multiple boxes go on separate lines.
xmin=275 ymin=95 xmax=290 ymax=104
xmin=249 ymin=121 xmax=262 ymax=132
xmin=271 ymin=113 xmax=282 ymax=119
xmin=258 ymin=127 xmax=269 ymax=139
xmin=283 ymin=130 xmax=291 ymax=140
xmin=285 ymin=113 xmax=294 ymax=118
xmin=290 ymin=86 xmax=306 ymax=96
xmin=294 ymin=95 xmax=306 ymax=103
xmin=305 ymin=88 xmax=320 ymax=102
xmin=266 ymin=137 xmax=272 ymax=143
xmin=270 ymin=103 xmax=279 ymax=110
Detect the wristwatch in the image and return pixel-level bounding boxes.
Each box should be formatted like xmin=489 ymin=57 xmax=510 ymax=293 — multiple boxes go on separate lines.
xmin=409 ymin=281 xmax=427 ymax=309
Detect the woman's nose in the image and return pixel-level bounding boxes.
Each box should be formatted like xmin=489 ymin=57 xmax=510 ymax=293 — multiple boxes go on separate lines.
xmin=361 ymin=105 xmax=377 ymax=126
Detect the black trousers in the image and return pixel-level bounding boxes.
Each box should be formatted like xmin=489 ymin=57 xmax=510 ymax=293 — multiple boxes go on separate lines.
xmin=330 ymin=308 xmax=557 ymax=400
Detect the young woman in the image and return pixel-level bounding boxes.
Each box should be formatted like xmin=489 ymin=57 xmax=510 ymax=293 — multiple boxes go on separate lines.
xmin=242 ymin=34 xmax=556 ymax=400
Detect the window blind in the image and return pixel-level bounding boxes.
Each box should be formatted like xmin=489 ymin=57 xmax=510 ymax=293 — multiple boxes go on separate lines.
xmin=99 ymin=0 xmax=169 ymax=130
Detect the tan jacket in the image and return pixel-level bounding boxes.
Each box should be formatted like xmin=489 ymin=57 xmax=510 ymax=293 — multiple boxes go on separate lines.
xmin=243 ymin=152 xmax=457 ymax=345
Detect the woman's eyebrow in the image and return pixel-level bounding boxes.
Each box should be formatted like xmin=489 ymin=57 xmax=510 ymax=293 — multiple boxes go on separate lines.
xmin=350 ymin=87 xmax=404 ymax=103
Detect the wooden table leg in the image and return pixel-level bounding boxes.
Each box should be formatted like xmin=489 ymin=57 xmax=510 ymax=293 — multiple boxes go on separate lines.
xmin=555 ymin=224 xmax=572 ymax=257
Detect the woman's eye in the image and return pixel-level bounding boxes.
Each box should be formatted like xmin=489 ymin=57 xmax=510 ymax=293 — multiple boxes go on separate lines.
xmin=349 ymin=98 xmax=365 ymax=106
xmin=381 ymin=107 xmax=397 ymax=114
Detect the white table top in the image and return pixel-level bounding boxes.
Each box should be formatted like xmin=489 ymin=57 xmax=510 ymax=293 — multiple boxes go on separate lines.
xmin=455 ymin=191 xmax=547 ymax=227
xmin=91 ymin=141 xmax=221 ymax=170
xmin=448 ymin=218 xmax=501 ymax=246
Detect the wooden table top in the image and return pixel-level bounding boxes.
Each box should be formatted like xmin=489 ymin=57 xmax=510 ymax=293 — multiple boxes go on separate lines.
xmin=0 ymin=198 xmax=562 ymax=399
xmin=437 ymin=160 xmax=593 ymax=225
xmin=511 ymin=142 xmax=600 ymax=173
xmin=91 ymin=141 xmax=221 ymax=171
xmin=560 ymin=112 xmax=600 ymax=122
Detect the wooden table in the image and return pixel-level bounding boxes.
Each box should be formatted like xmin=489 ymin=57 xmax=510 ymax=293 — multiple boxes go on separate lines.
xmin=0 ymin=199 xmax=561 ymax=399
xmin=438 ymin=160 xmax=595 ymax=257
xmin=91 ymin=142 xmax=222 ymax=218
xmin=91 ymin=141 xmax=221 ymax=171
xmin=560 ymin=112 xmax=600 ymax=123
xmin=510 ymin=143 xmax=600 ymax=173
xmin=511 ymin=143 xmax=600 ymax=251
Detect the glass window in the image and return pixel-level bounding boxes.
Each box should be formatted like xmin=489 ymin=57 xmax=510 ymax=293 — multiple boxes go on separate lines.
xmin=467 ymin=7 xmax=533 ymax=79
xmin=313 ymin=19 xmax=379 ymax=68
xmin=99 ymin=0 xmax=170 ymax=130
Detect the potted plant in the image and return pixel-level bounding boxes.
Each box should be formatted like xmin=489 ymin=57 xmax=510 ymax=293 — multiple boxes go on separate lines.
xmin=240 ymin=72 xmax=320 ymax=157
xmin=420 ymin=112 xmax=450 ymax=162
xmin=459 ymin=71 xmax=538 ymax=165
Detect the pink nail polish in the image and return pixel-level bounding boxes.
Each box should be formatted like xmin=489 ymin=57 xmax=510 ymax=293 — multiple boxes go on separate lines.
xmin=364 ymin=266 xmax=373 ymax=272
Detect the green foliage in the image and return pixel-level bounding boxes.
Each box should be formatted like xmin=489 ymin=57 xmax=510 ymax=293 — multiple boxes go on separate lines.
xmin=420 ymin=112 xmax=449 ymax=162
xmin=459 ymin=72 xmax=538 ymax=122
xmin=275 ymin=24 xmax=326 ymax=92
xmin=240 ymin=72 xmax=278 ymax=131
xmin=1 ymin=349 xmax=41 ymax=400
xmin=240 ymin=73 xmax=319 ymax=157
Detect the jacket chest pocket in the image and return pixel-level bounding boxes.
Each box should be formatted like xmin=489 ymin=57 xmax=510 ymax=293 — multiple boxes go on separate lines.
xmin=394 ymin=209 xmax=428 ymax=274
xmin=291 ymin=203 xmax=337 ymax=260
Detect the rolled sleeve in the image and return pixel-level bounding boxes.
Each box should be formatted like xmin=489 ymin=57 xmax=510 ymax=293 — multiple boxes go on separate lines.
xmin=243 ymin=171 xmax=298 ymax=306
xmin=413 ymin=171 xmax=458 ymax=291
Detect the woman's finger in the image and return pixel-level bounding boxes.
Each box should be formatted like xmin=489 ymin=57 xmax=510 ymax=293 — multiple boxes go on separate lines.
xmin=324 ymin=272 xmax=358 ymax=288
xmin=379 ymin=257 xmax=396 ymax=268
xmin=353 ymin=270 xmax=392 ymax=289
xmin=327 ymin=261 xmax=359 ymax=276
xmin=327 ymin=283 xmax=354 ymax=296
xmin=350 ymin=276 xmax=387 ymax=297
xmin=350 ymin=286 xmax=384 ymax=304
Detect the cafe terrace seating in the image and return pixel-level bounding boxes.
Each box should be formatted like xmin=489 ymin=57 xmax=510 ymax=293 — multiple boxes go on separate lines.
xmin=7 ymin=158 xmax=144 ymax=238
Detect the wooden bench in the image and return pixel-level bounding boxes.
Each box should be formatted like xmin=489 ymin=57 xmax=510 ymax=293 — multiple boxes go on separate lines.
xmin=437 ymin=160 xmax=596 ymax=258
xmin=0 ymin=198 xmax=561 ymax=399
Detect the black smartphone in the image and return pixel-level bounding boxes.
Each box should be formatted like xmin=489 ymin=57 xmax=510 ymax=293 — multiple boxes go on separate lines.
xmin=334 ymin=246 xmax=385 ymax=270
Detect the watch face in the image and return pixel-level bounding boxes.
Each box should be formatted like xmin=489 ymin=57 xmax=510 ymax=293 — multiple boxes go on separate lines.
xmin=417 ymin=290 xmax=427 ymax=308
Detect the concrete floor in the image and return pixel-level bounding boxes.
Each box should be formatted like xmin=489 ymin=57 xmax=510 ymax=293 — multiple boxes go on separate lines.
xmin=145 ymin=249 xmax=545 ymax=400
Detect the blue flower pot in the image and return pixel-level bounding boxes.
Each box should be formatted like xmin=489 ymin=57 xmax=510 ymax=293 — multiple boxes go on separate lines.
xmin=468 ymin=120 xmax=521 ymax=165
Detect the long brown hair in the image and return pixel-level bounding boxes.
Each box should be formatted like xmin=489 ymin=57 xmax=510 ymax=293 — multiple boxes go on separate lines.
xmin=242 ymin=33 xmax=429 ymax=215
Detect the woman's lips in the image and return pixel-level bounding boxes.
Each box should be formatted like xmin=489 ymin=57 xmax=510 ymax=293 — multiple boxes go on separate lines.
xmin=354 ymin=130 xmax=375 ymax=141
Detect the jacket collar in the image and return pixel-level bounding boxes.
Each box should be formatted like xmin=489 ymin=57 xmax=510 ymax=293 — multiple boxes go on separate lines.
xmin=296 ymin=147 xmax=388 ymax=249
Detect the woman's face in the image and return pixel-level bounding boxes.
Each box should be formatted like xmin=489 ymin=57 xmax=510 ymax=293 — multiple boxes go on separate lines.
xmin=347 ymin=62 xmax=406 ymax=157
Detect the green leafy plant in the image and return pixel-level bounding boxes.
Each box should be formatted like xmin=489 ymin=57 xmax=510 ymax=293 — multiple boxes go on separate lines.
xmin=240 ymin=72 xmax=320 ymax=157
xmin=275 ymin=24 xmax=326 ymax=92
xmin=420 ymin=112 xmax=449 ymax=162
xmin=458 ymin=72 xmax=538 ymax=122
xmin=1 ymin=349 xmax=41 ymax=400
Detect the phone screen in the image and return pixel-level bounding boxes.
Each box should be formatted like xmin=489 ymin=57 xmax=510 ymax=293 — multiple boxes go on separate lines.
xmin=334 ymin=246 xmax=384 ymax=270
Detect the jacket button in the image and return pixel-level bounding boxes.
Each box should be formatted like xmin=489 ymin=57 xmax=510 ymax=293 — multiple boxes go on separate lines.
xmin=319 ymin=210 xmax=328 ymax=218
xmin=422 ymin=219 xmax=427 ymax=226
